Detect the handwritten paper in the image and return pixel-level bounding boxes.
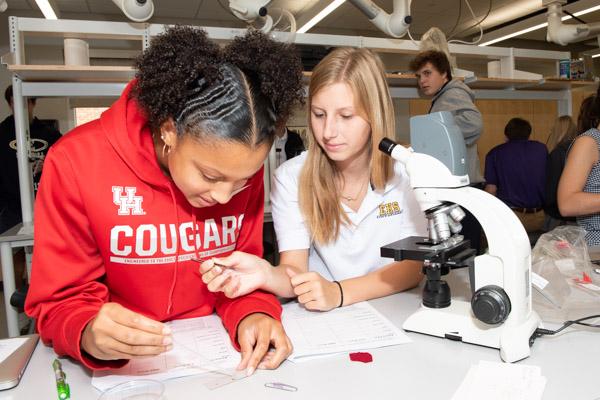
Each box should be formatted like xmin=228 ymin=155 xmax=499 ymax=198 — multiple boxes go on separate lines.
xmin=282 ymin=301 xmax=411 ymax=362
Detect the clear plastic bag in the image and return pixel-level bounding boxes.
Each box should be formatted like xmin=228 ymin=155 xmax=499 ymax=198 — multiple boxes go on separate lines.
xmin=531 ymin=225 xmax=600 ymax=322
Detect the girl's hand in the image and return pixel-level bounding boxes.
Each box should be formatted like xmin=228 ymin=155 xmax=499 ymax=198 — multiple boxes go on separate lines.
xmin=199 ymin=251 xmax=271 ymax=298
xmin=81 ymin=302 xmax=172 ymax=360
xmin=287 ymin=269 xmax=342 ymax=311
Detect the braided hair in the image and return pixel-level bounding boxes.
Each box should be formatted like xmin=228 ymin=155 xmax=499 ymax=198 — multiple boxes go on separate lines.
xmin=132 ymin=26 xmax=304 ymax=148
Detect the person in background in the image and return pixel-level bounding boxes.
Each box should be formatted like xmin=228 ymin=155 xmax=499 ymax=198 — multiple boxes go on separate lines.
xmin=409 ymin=49 xmax=484 ymax=253
xmin=0 ymin=85 xmax=61 ymax=234
xmin=0 ymin=86 xmax=61 ymax=299
xmin=274 ymin=127 xmax=305 ymax=169
xmin=25 ymin=27 xmax=304 ymax=374
xmin=558 ymin=90 xmax=600 ymax=247
xmin=200 ymin=47 xmax=427 ymax=311
xmin=544 ymin=115 xmax=577 ymax=231
xmin=409 ymin=50 xmax=483 ymax=184
xmin=484 ymin=117 xmax=548 ymax=233
xmin=264 ymin=127 xmax=305 ymax=264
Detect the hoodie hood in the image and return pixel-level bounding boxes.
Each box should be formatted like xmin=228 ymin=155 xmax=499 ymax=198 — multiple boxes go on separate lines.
xmin=100 ymin=80 xmax=170 ymax=190
xmin=431 ymin=78 xmax=476 ymax=106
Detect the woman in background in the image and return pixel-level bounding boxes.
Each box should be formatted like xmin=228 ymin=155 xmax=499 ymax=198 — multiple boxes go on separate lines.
xmin=558 ymin=90 xmax=600 ymax=246
xmin=544 ymin=115 xmax=577 ymax=231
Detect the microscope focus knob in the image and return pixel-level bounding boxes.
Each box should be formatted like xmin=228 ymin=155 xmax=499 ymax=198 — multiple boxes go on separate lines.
xmin=471 ymin=285 xmax=511 ymax=325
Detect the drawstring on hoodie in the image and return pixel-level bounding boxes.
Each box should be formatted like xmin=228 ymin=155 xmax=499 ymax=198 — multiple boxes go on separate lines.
xmin=192 ymin=213 xmax=200 ymax=271
xmin=166 ymin=187 xmax=179 ymax=315
xmin=428 ymin=80 xmax=451 ymax=113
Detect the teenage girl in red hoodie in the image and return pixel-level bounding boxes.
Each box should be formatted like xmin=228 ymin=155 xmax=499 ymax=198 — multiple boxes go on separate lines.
xmin=25 ymin=26 xmax=304 ymax=375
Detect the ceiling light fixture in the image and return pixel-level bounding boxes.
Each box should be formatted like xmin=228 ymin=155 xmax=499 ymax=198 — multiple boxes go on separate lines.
xmin=479 ymin=4 xmax=600 ymax=47
xmin=479 ymin=23 xmax=548 ymax=46
xmin=34 ymin=0 xmax=58 ymax=19
xmin=297 ymin=0 xmax=346 ymax=33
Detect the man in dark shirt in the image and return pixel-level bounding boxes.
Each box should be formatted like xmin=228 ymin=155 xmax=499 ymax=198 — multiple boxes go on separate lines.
xmin=484 ymin=117 xmax=548 ymax=232
xmin=1 ymin=85 xmax=62 ymax=233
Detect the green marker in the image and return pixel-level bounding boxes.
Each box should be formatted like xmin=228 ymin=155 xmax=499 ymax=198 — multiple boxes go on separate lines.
xmin=52 ymin=359 xmax=70 ymax=400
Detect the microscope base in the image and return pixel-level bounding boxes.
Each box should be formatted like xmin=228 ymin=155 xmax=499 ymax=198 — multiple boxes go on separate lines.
xmin=403 ymin=300 xmax=540 ymax=362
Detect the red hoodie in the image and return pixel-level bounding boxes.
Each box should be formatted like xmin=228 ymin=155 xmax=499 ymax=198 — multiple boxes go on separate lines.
xmin=25 ymin=81 xmax=281 ymax=370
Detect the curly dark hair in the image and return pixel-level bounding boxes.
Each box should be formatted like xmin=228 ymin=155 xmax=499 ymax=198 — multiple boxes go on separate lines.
xmin=133 ymin=26 xmax=222 ymax=128
xmin=132 ymin=26 xmax=304 ymax=147
xmin=224 ymin=29 xmax=304 ymax=127
xmin=409 ymin=50 xmax=453 ymax=81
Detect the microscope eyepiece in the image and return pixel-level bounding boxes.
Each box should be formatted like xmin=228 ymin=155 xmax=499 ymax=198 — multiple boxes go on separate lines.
xmin=379 ymin=138 xmax=396 ymax=155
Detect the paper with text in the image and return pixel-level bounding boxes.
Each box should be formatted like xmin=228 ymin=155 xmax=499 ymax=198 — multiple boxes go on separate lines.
xmin=451 ymin=360 xmax=546 ymax=400
xmin=282 ymin=301 xmax=411 ymax=362
xmin=92 ymin=315 xmax=240 ymax=392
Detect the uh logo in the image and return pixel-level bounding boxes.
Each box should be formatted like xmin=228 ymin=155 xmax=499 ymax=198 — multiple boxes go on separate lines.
xmin=112 ymin=186 xmax=146 ymax=216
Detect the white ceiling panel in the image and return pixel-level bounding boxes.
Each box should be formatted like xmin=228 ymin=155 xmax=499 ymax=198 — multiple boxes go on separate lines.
xmin=56 ymin=0 xmax=91 ymax=13
xmin=6 ymin=0 xmax=36 ymax=11
xmin=153 ymin=4 xmax=203 ymax=19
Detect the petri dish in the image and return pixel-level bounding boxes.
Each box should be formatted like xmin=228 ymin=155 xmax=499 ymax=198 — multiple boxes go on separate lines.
xmin=97 ymin=379 xmax=165 ymax=400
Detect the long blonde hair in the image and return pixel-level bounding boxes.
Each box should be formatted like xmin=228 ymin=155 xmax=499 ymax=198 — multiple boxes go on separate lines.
xmin=546 ymin=115 xmax=576 ymax=152
xmin=298 ymin=47 xmax=395 ymax=244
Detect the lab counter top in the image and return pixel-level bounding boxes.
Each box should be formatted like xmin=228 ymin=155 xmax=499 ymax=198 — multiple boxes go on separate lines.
xmin=1 ymin=270 xmax=599 ymax=400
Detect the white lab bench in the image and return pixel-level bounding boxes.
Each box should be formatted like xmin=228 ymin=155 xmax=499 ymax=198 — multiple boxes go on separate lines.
xmin=1 ymin=269 xmax=599 ymax=400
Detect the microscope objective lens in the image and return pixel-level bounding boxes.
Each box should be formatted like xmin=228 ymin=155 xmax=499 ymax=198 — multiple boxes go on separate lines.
xmin=448 ymin=218 xmax=463 ymax=234
xmin=428 ymin=218 xmax=440 ymax=243
xmin=432 ymin=212 xmax=451 ymax=241
xmin=449 ymin=205 xmax=466 ymax=222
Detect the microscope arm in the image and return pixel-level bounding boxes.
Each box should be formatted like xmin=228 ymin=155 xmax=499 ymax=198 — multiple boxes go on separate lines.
xmin=417 ymin=187 xmax=532 ymax=321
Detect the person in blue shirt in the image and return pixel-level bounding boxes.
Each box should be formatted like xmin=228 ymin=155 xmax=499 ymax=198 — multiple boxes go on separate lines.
xmin=484 ymin=117 xmax=548 ymax=233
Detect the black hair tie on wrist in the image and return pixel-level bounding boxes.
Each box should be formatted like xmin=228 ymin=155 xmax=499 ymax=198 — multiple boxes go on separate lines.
xmin=333 ymin=280 xmax=344 ymax=308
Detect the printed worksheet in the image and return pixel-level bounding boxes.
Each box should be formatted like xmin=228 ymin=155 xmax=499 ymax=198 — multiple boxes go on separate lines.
xmin=282 ymin=301 xmax=411 ymax=362
xmin=451 ymin=361 xmax=546 ymax=400
xmin=92 ymin=315 xmax=240 ymax=391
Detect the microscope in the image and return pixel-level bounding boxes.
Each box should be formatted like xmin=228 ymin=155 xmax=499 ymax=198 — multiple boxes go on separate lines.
xmin=380 ymin=112 xmax=540 ymax=362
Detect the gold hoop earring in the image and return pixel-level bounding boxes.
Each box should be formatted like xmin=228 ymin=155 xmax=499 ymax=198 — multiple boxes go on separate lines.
xmin=162 ymin=143 xmax=170 ymax=158
xmin=160 ymin=135 xmax=170 ymax=158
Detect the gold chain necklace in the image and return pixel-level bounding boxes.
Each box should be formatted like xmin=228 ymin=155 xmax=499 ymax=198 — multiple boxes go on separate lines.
xmin=339 ymin=177 xmax=369 ymax=202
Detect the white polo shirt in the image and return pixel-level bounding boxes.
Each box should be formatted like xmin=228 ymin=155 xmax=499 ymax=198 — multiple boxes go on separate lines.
xmin=271 ymin=152 xmax=427 ymax=281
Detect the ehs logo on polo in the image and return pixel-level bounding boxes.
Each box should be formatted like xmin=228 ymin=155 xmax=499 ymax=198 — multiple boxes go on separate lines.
xmin=377 ymin=201 xmax=402 ymax=219
xmin=112 ymin=186 xmax=145 ymax=216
